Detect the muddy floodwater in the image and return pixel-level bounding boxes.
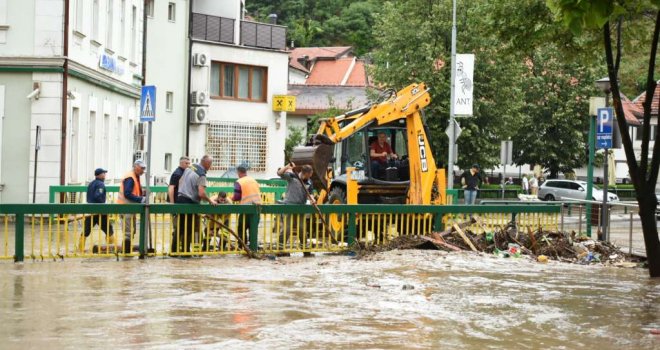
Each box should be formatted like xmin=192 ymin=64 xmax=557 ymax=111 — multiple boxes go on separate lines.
xmin=1 ymin=251 xmax=659 ymax=349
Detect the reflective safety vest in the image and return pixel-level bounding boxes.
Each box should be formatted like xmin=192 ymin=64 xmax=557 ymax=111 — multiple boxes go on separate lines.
xmin=237 ymin=176 xmax=261 ymax=204
xmin=117 ymin=171 xmax=143 ymax=204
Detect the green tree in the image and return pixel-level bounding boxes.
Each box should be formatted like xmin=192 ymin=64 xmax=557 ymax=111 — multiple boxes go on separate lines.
xmin=371 ymin=0 xmax=526 ymax=170
xmin=547 ymin=0 xmax=660 ymax=277
xmin=285 ymin=126 xmax=306 ymax=161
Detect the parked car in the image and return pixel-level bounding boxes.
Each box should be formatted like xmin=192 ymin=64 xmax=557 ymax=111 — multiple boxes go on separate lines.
xmin=538 ymin=179 xmax=619 ymax=202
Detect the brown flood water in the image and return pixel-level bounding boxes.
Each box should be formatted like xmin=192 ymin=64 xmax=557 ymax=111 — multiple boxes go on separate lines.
xmin=1 ymin=251 xmax=659 ymax=349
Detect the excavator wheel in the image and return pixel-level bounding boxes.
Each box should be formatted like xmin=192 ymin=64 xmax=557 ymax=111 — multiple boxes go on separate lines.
xmin=327 ymin=186 xmax=348 ymax=242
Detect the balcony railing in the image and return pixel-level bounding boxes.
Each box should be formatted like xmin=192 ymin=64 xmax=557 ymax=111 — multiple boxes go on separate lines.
xmin=240 ymin=20 xmax=286 ymax=50
xmin=191 ymin=13 xmax=235 ymax=44
xmin=191 ymin=13 xmax=287 ymax=51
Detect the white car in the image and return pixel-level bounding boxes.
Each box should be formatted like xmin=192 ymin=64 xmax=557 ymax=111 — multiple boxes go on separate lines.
xmin=538 ymin=179 xmax=619 ymax=202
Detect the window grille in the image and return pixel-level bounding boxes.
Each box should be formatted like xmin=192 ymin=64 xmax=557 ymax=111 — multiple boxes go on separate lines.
xmin=206 ymin=121 xmax=267 ymax=172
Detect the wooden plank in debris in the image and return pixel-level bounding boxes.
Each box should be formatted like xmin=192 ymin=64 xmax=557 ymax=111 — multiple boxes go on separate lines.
xmin=421 ymin=235 xmax=462 ymax=252
xmin=453 ymin=223 xmax=477 ymax=252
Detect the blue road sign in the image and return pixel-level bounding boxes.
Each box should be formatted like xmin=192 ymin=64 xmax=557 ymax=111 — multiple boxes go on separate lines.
xmin=596 ymin=107 xmax=613 ymax=149
xmin=140 ymin=85 xmax=156 ymax=122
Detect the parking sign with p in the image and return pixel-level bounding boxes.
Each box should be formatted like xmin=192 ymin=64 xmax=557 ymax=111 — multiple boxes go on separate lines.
xmin=596 ymin=107 xmax=613 ymax=149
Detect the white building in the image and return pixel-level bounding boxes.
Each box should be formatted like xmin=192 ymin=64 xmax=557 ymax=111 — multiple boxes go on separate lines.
xmin=187 ymin=0 xmax=289 ymax=178
xmin=0 ymin=0 xmax=144 ymax=203
xmin=144 ymin=0 xmax=188 ymax=185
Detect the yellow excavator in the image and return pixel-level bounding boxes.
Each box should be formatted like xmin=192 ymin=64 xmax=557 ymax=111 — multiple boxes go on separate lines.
xmin=291 ymin=82 xmax=447 ymax=208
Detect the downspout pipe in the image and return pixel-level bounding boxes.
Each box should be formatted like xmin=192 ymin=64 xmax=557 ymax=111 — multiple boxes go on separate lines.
xmin=185 ymin=0 xmax=193 ymax=155
xmin=142 ymin=0 xmax=148 ymax=85
xmin=60 ymin=0 xmax=70 ymax=188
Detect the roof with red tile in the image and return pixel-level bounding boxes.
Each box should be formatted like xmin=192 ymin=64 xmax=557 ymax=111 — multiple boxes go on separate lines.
xmin=346 ymin=60 xmax=368 ymax=86
xmin=620 ymin=93 xmax=642 ymax=126
xmin=633 ymin=82 xmax=660 ymax=117
xmin=289 ymin=46 xmax=352 ymax=73
xmin=303 ymin=58 xmax=368 ymax=86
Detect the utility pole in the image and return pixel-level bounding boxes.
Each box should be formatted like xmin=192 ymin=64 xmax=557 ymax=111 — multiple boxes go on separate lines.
xmin=447 ymin=0 xmax=457 ymax=190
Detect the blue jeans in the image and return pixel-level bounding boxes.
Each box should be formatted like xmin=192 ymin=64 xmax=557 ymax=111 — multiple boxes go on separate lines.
xmin=464 ymin=189 xmax=477 ymax=205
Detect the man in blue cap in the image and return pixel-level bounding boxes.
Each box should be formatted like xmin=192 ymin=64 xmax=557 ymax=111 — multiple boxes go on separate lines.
xmin=80 ymin=168 xmax=115 ymax=251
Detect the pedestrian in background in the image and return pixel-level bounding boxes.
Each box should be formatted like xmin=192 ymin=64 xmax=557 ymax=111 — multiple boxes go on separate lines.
xmin=522 ymin=174 xmax=530 ymax=194
xmin=276 ymin=163 xmax=313 ymax=250
xmin=233 ymin=166 xmax=262 ymax=246
xmin=175 ymin=155 xmax=217 ymax=254
xmin=117 ymin=160 xmax=147 ymax=252
xmin=460 ymin=164 xmax=482 ymax=205
xmin=168 ymin=156 xmax=190 ymax=253
xmin=80 ymin=168 xmax=115 ymax=251
xmin=530 ymin=174 xmax=539 ymax=196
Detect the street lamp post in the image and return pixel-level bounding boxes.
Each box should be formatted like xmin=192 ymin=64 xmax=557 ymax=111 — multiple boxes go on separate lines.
xmin=447 ymin=0 xmax=457 ymax=190
xmin=596 ymin=77 xmax=611 ymax=241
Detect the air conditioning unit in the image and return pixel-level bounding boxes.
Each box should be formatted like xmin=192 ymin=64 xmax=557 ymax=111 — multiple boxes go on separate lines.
xmin=191 ymin=91 xmax=208 ymax=105
xmin=193 ymin=53 xmax=208 ymax=67
xmin=190 ymin=107 xmax=208 ymax=124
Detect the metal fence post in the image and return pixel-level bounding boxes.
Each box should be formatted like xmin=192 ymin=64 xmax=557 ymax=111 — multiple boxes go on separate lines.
xmin=347 ymin=213 xmax=357 ymax=245
xmin=560 ymin=206 xmax=564 ymax=233
xmin=249 ymin=208 xmax=259 ymax=252
xmin=578 ymin=205 xmax=583 ymax=235
xmin=14 ymin=213 xmax=24 ymax=262
xmin=433 ymin=213 xmax=442 ymax=232
xmin=629 ymin=211 xmax=633 ymax=255
xmin=139 ymin=206 xmax=147 ymax=258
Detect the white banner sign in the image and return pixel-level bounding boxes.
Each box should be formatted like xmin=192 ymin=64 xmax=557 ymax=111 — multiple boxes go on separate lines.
xmin=454 ymin=54 xmax=474 ymax=116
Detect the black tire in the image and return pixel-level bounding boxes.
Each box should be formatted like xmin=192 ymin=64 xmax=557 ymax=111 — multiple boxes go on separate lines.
xmin=544 ymin=194 xmax=555 ymax=201
xmin=328 ymin=186 xmax=346 ymax=205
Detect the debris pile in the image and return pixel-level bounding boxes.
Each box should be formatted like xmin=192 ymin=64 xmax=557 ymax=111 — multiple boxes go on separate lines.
xmin=358 ymin=218 xmax=643 ymax=267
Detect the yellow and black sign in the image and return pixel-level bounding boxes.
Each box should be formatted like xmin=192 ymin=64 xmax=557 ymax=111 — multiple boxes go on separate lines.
xmin=272 ymin=95 xmax=296 ymax=112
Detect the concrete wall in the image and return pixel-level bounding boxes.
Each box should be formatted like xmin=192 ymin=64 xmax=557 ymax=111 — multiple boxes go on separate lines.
xmin=189 ymin=41 xmax=288 ymax=178
xmin=145 ymin=0 xmax=188 ymax=184
xmin=0 ymin=0 xmax=36 ymax=55
xmin=0 ymin=73 xmax=33 ymax=203
xmin=28 ymin=72 xmax=63 ymax=203
xmin=35 ymin=0 xmax=64 ymax=56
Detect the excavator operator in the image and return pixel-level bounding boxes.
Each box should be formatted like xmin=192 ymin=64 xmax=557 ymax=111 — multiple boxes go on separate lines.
xmin=370 ymin=131 xmax=398 ymax=178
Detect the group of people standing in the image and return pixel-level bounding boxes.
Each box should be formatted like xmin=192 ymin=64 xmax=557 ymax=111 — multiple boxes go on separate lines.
xmin=459 ymin=165 xmax=542 ymax=205
xmin=81 ymin=155 xmax=314 ymax=255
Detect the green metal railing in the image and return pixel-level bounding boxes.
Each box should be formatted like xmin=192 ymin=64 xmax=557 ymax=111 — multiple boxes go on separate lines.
xmin=1 ymin=203 xmax=561 ymax=262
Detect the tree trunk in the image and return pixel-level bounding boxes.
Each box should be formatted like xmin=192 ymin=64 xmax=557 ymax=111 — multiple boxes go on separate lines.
xmin=603 ymin=18 xmax=660 ymax=278
xmin=638 ymin=193 xmax=660 ymax=277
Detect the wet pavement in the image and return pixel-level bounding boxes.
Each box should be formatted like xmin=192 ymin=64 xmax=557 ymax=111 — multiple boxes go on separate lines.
xmin=1 ymin=251 xmax=659 ymax=349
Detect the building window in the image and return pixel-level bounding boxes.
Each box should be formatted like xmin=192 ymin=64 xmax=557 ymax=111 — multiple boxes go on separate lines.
xmin=636 ymin=124 xmax=657 ymax=141
xmin=165 ymin=153 xmax=172 ymax=172
xmin=168 ymin=2 xmax=176 ymax=21
xmin=146 ymin=0 xmax=154 ymax=18
xmin=106 ymin=0 xmax=114 ymax=49
xmin=120 ymin=0 xmax=126 ymax=55
xmin=210 ymin=62 xmax=267 ymax=102
xmin=92 ymin=0 xmax=100 ymax=41
xmin=206 ymin=121 xmax=267 ymax=172
xmin=74 ymin=0 xmax=84 ymax=32
xmin=166 ymin=91 xmax=173 ymax=112
xmin=130 ymin=5 xmax=137 ymax=62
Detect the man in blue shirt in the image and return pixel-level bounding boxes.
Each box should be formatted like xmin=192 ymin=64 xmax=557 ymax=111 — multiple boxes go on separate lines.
xmin=80 ymin=168 xmax=115 ymax=251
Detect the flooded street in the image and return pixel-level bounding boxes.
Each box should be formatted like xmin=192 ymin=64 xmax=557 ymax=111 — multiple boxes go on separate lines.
xmin=1 ymin=251 xmax=659 ymax=349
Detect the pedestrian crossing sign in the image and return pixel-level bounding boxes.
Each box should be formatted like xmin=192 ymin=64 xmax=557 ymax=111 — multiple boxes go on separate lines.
xmin=140 ymin=85 xmax=156 ymax=122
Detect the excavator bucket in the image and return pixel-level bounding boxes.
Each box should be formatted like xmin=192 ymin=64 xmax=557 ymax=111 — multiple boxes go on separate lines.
xmin=290 ymin=135 xmax=335 ymax=191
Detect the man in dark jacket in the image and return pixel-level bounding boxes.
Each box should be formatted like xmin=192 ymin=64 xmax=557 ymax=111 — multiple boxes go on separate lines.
xmin=80 ymin=168 xmax=115 ymax=251
xmin=168 ymin=156 xmax=190 ymax=253
xmin=460 ymin=164 xmax=482 ymax=205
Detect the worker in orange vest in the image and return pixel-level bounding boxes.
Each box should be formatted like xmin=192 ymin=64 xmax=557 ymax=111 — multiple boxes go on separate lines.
xmin=118 ymin=160 xmax=147 ymax=252
xmin=232 ymin=166 xmax=261 ymax=246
